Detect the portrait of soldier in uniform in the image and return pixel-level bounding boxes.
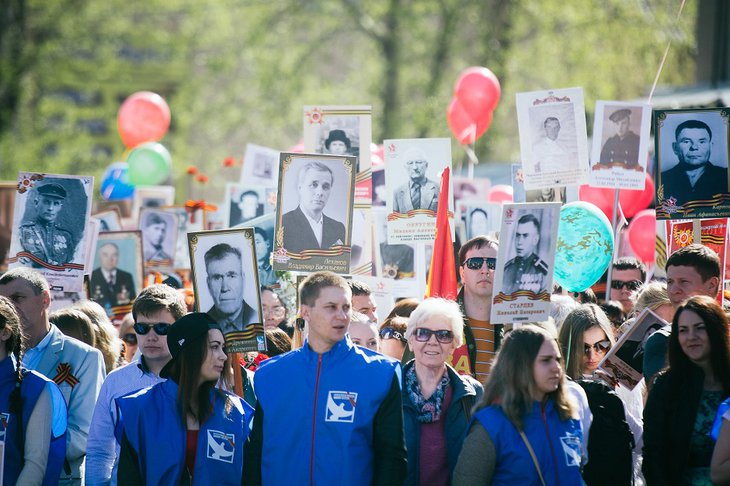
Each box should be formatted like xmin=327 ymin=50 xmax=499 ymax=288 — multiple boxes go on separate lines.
xmin=599 ymin=108 xmax=641 ymax=167
xmin=19 ymin=182 xmax=76 ymax=266
xmin=502 ymin=213 xmax=549 ymax=294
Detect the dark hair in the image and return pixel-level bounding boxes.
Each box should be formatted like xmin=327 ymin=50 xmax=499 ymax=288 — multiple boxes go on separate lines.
xmin=0 ymin=268 xmax=49 ymax=294
xmin=239 ymin=190 xmax=259 ymax=201
xmin=572 ymin=288 xmax=597 ymax=304
xmin=348 ymin=280 xmax=372 ymax=297
xmin=385 ymin=298 xmax=420 ymax=320
xmin=544 ymin=116 xmax=560 ymax=126
xmin=517 ymin=213 xmax=541 ymax=233
xmin=613 ymin=257 xmax=647 ymax=281
xmin=0 ymin=296 xmax=26 ymax=421
xmin=144 ymin=213 xmax=167 ymax=227
xmin=458 ymin=236 xmax=499 ymax=266
xmin=132 ymin=284 xmax=187 ymax=322
xmin=204 ymin=243 xmax=242 ymax=268
xmin=668 ymin=295 xmax=730 ymax=395
xmin=265 ymin=327 xmax=292 ymax=357
xmin=380 ymin=315 xmax=408 ymax=335
xmin=675 ymin=119 xmax=712 ymax=141
xmin=600 ymin=300 xmax=626 ymax=330
xmin=666 ymin=244 xmax=721 ymax=282
xmin=254 ymin=227 xmax=271 ymax=244
xmin=299 ymin=271 xmax=350 ymax=307
xmin=50 ymin=308 xmax=96 ymax=347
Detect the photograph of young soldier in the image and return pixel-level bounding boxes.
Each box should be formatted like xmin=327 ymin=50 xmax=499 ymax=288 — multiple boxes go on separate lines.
xmin=599 ymin=108 xmax=641 ymax=167
xmin=502 ymin=213 xmax=549 ymax=294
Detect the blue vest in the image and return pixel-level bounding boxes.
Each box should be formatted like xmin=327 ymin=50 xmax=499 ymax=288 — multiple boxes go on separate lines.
xmin=116 ymin=379 xmax=253 ymax=485
xmin=0 ymin=356 xmax=67 ymax=486
xmin=474 ymin=400 xmax=584 ymax=486
xmin=254 ymin=336 xmax=401 ymax=485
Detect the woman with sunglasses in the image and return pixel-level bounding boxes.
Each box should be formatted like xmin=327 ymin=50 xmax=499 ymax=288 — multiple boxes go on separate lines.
xmin=379 ymin=315 xmax=409 ymax=360
xmin=558 ymin=304 xmax=643 ymax=485
xmin=453 ymin=325 xmax=583 ymax=485
xmin=643 ymin=295 xmax=730 ymax=485
xmin=401 ymin=298 xmax=483 ymax=486
xmin=117 ymin=312 xmax=253 ymax=484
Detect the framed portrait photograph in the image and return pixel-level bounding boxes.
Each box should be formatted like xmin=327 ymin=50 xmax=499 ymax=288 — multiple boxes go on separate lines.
xmin=158 ymin=205 xmax=206 ymax=270
xmin=372 ymin=207 xmax=424 ymax=298
xmin=188 ymin=228 xmax=265 ymax=353
xmin=490 ymin=202 xmax=561 ymax=324
xmin=655 ymin=107 xmax=730 ymax=220
xmin=240 ymin=143 xmax=280 ymax=188
xmin=89 ymin=230 xmax=144 ymax=317
xmin=272 ymin=152 xmax=356 ymax=274
xmin=83 ymin=217 xmax=101 ymax=276
xmin=0 ymin=182 xmax=16 ymax=271
xmin=589 ymin=101 xmax=651 ymax=189
xmin=349 ymin=207 xmax=373 ymax=276
xmin=233 ymin=212 xmax=278 ymax=288
xmin=384 ymin=138 xmax=454 ymax=243
xmin=224 ymin=183 xmax=276 ymax=228
xmin=516 ymin=87 xmax=588 ymax=190
xmin=92 ymin=208 xmax=122 ymax=232
xmin=131 ymin=185 xmax=175 ymax=223
xmin=458 ymin=201 xmax=501 ymax=241
xmin=138 ymin=207 xmax=179 ymax=271
xmin=304 ymin=105 xmax=372 ymax=205
xmin=8 ymin=173 xmax=94 ymax=292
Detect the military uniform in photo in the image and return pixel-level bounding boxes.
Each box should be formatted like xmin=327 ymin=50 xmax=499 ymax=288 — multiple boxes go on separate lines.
xmin=502 ymin=252 xmax=549 ymax=294
xmin=599 ymin=109 xmax=641 ymax=166
xmin=19 ymin=183 xmax=75 ymax=266
xmin=89 ymin=267 xmax=136 ymax=309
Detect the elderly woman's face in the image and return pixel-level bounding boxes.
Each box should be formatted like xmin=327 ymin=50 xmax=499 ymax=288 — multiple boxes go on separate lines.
xmin=408 ymin=317 xmax=456 ymax=370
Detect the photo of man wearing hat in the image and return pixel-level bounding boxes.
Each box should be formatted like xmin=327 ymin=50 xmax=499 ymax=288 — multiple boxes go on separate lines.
xmin=324 ymin=129 xmax=351 ymax=155
xmin=599 ymin=108 xmax=641 ymax=167
xmin=19 ymin=182 xmax=76 ymax=266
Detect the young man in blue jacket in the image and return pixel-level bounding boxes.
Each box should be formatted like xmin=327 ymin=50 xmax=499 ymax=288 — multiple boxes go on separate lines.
xmin=244 ymin=271 xmax=406 ymax=485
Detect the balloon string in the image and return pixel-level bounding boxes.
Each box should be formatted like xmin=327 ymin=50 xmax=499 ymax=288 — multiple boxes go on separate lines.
xmin=647 ymin=0 xmax=687 ymax=104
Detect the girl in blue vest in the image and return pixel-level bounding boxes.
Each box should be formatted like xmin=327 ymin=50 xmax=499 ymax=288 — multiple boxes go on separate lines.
xmin=453 ymin=325 xmax=584 ymax=485
xmin=0 ymin=295 xmax=67 ymax=486
xmin=116 ymin=312 xmax=253 ymax=485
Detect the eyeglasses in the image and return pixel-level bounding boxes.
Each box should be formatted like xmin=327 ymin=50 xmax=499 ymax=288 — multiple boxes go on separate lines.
xmin=379 ymin=327 xmax=407 ymax=343
xmin=133 ymin=322 xmax=171 ymax=336
xmin=610 ymin=280 xmax=642 ymax=291
xmin=583 ymin=340 xmax=610 ymax=355
xmin=413 ymin=328 xmax=454 ymax=344
xmin=122 ymin=333 xmax=137 ymax=345
xmin=463 ymin=257 xmax=497 ymax=271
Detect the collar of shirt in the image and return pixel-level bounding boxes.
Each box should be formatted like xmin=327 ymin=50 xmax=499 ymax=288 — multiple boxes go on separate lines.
xmin=22 ymin=326 xmax=54 ymax=370
xmin=302 ymin=210 xmax=324 ymax=247
xmin=102 ymin=268 xmax=116 ymax=282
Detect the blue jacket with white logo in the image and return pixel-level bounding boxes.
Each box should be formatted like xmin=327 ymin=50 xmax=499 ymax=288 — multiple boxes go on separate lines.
xmin=116 ymin=379 xmax=253 ymax=485
xmin=246 ymin=336 xmax=407 ymax=485
xmin=474 ymin=399 xmax=584 ymax=486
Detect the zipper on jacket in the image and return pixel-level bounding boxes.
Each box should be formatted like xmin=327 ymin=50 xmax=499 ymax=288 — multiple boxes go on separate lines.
xmin=310 ymin=354 xmax=323 ymax=486
xmin=541 ymin=402 xmax=561 ymax=486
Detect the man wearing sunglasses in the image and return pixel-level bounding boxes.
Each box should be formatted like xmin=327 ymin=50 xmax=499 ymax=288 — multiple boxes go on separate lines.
xmin=609 ymin=257 xmax=646 ymax=314
xmin=0 ymin=268 xmax=105 ymax=485
xmin=453 ymin=236 xmax=503 ymax=384
xmin=503 ymin=213 xmax=549 ymax=295
xmin=86 ymin=284 xmax=187 ymax=486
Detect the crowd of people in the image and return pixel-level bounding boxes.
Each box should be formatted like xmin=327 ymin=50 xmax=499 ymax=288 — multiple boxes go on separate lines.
xmin=2 ymin=237 xmax=730 ymax=485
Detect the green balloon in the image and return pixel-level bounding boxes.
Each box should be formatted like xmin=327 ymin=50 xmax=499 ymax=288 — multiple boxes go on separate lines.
xmin=127 ymin=142 xmax=172 ymax=185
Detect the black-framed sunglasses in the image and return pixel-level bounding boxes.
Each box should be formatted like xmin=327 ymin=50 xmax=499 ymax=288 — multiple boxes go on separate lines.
xmin=583 ymin=340 xmax=610 ymax=355
xmin=379 ymin=327 xmax=407 ymax=343
xmin=414 ymin=328 xmax=454 ymax=344
xmin=122 ymin=333 xmax=137 ymax=345
xmin=463 ymin=257 xmax=497 ymax=271
xmin=133 ymin=322 xmax=171 ymax=336
xmin=610 ymin=280 xmax=642 ymax=291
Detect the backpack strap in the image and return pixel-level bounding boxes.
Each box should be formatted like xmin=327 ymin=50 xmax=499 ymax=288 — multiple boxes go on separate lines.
xmin=518 ymin=430 xmax=547 ymax=486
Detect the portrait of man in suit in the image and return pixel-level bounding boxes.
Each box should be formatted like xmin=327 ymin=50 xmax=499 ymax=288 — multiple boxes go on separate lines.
xmin=281 ymin=161 xmax=346 ymax=254
xmin=89 ymin=242 xmax=136 ymax=309
xmin=392 ymin=147 xmax=439 ymax=213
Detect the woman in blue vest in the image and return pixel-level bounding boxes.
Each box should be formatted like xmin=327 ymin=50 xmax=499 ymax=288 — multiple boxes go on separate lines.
xmin=453 ymin=325 xmax=584 ymax=485
xmin=0 ymin=295 xmax=67 ymax=486
xmin=116 ymin=312 xmax=253 ymax=485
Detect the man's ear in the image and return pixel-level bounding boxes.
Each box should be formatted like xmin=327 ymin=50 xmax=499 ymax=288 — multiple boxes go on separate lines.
xmin=705 ymin=276 xmax=720 ymax=296
xmin=459 ymin=264 xmax=465 ymax=283
xmin=671 ymin=142 xmax=681 ymax=158
xmin=300 ymin=305 xmax=310 ymax=323
xmin=40 ymin=290 xmax=51 ymax=311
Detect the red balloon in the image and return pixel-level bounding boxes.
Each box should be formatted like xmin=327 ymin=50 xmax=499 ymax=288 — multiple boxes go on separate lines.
xmin=454 ymin=67 xmax=501 ymax=118
xmin=619 ymin=173 xmax=655 ymax=218
xmin=447 ymin=98 xmax=492 ymax=145
xmin=117 ymin=91 xmax=171 ymax=148
xmin=288 ymin=139 xmax=305 ymax=153
xmin=627 ymin=209 xmax=657 ymax=264
xmin=579 ymin=185 xmax=616 ymax=221
xmin=488 ymin=184 xmax=513 ymax=203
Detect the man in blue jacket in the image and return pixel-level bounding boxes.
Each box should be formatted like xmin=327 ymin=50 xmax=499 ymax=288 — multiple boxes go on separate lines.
xmin=244 ymin=271 xmax=406 ymax=485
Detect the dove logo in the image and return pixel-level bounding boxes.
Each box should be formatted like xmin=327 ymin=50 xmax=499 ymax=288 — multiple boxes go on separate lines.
xmin=207 ymin=429 xmax=235 ymax=463
xmin=560 ymin=433 xmax=582 ymax=467
xmin=325 ymin=391 xmax=358 ymax=423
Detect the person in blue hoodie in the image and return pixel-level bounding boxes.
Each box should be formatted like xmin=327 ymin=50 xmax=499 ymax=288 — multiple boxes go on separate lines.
xmin=244 ymin=271 xmax=407 ymax=485
xmin=0 ymin=295 xmax=67 ymax=486
xmin=116 ymin=312 xmax=253 ymax=485
xmin=453 ymin=325 xmax=584 ymax=485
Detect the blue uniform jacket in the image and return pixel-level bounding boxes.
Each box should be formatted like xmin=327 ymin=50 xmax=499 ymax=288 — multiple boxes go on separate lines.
xmin=474 ymin=399 xmax=584 ymax=486
xmin=116 ymin=379 xmax=253 ymax=485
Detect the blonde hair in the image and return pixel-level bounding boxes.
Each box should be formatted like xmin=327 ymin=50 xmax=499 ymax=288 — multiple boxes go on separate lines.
xmin=74 ymin=300 xmax=123 ymax=373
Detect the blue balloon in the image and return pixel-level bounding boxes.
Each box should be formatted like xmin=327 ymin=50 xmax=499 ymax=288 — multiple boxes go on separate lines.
xmin=554 ymin=201 xmax=614 ymax=292
xmin=100 ymin=162 xmax=135 ymax=200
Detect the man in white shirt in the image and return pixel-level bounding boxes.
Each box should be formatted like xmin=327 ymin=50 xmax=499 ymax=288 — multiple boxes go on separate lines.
xmin=532 ymin=116 xmax=572 ymax=173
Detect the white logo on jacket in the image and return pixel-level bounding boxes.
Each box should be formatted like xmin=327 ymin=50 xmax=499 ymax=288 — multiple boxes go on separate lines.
xmin=325 ymin=391 xmax=357 ymax=423
xmin=560 ymin=433 xmax=582 ymax=467
xmin=207 ymin=429 xmax=235 ymax=463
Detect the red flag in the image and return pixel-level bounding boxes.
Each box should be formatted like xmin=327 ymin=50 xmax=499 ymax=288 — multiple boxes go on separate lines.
xmin=426 ymin=168 xmax=457 ymax=299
